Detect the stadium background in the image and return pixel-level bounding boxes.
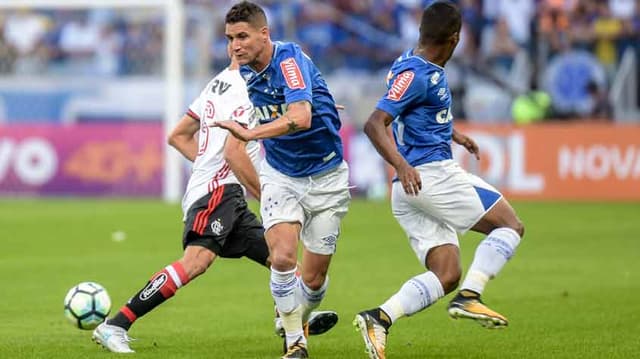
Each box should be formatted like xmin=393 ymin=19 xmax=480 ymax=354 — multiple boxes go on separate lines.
xmin=1 ymin=1 xmax=639 ymax=358
xmin=0 ymin=0 xmax=639 ymax=200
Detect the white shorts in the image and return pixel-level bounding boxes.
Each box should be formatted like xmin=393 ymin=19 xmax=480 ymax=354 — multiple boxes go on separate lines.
xmin=392 ymin=159 xmax=502 ymax=264
xmin=260 ymin=160 xmax=351 ymax=255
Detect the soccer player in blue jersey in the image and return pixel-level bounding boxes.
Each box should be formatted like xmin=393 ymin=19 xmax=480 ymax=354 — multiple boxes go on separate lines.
xmin=215 ymin=2 xmax=350 ymax=358
xmin=353 ymin=2 xmax=525 ymax=358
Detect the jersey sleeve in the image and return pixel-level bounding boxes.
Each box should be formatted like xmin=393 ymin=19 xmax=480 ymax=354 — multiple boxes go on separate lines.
xmin=187 ymin=83 xmax=212 ymax=121
xmin=376 ymin=70 xmax=426 ymax=119
xmin=277 ymin=48 xmax=313 ymax=105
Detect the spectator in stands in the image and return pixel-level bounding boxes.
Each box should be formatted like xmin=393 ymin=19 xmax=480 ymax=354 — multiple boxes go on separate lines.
xmin=0 ymin=17 xmax=17 ymax=73
xmin=586 ymin=80 xmax=613 ymax=120
xmin=3 ymin=9 xmax=49 ymax=74
xmin=485 ymin=17 xmax=519 ymax=74
xmin=58 ymin=11 xmax=100 ymax=75
xmin=592 ymin=1 xmax=623 ymax=75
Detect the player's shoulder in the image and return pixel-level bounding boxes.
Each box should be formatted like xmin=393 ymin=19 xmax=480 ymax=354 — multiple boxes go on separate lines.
xmin=273 ymin=41 xmax=310 ymax=63
xmin=391 ymin=50 xmax=441 ymax=82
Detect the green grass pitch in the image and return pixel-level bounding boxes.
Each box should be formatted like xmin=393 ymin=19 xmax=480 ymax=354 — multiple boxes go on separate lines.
xmin=1 ymin=199 xmax=638 ymax=358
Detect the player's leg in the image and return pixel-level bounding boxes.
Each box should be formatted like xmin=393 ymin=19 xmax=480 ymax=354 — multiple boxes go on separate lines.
xmin=232 ymin=203 xmax=339 ymax=338
xmin=297 ymin=162 xmax=349 ymax=329
xmin=267 ymin=222 xmax=306 ymax=354
xmin=354 ymin=182 xmax=455 ymax=359
xmin=259 ymin=167 xmax=308 ymax=356
xmin=446 ymin=172 xmax=524 ymax=328
xmin=93 ymin=244 xmax=216 ymax=353
xmin=449 ymin=198 xmax=524 ymax=327
xmin=93 ymin=189 xmax=231 ymax=353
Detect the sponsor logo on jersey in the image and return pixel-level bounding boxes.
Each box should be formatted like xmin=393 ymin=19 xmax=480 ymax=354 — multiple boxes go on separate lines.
xmin=387 ymin=71 xmax=415 ymax=101
xmin=231 ymin=104 xmax=254 ymax=121
xmin=436 ymin=106 xmax=453 ymax=124
xmin=139 ymin=273 xmax=167 ymax=301
xmin=437 ymin=87 xmax=448 ymax=101
xmin=211 ymin=79 xmax=231 ymax=95
xmin=255 ymin=103 xmax=288 ymax=122
xmin=280 ymin=57 xmax=306 ymax=89
xmin=430 ymin=71 xmax=440 ymax=85
xmin=210 ymin=218 xmax=224 ymax=235
xmin=205 ymin=100 xmax=215 ymax=120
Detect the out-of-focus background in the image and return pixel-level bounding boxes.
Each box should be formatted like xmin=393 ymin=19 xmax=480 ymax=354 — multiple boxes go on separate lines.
xmin=0 ymin=0 xmax=638 ymax=201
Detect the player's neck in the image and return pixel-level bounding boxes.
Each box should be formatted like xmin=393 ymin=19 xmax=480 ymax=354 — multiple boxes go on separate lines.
xmin=414 ymin=45 xmax=448 ymax=67
xmin=250 ymin=41 xmax=274 ymax=73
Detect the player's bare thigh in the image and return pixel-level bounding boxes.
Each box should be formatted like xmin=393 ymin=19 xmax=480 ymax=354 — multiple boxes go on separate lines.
xmin=471 ymin=197 xmax=525 ymax=237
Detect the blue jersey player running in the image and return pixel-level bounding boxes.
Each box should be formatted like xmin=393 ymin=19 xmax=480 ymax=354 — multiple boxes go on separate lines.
xmin=354 ymin=2 xmax=525 ymax=358
xmin=216 ymin=2 xmax=350 ymax=358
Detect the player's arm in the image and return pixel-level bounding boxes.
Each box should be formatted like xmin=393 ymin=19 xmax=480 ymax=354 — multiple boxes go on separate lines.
xmin=452 ymin=128 xmax=480 ymax=160
xmin=223 ymin=134 xmax=261 ymax=200
xmin=364 ymin=109 xmax=422 ymax=196
xmin=168 ymin=114 xmax=200 ymax=162
xmin=213 ymin=100 xmax=311 ymax=141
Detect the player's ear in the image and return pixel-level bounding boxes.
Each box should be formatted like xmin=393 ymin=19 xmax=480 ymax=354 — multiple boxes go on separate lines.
xmin=260 ymin=26 xmax=269 ymax=42
xmin=450 ymin=32 xmax=460 ymax=46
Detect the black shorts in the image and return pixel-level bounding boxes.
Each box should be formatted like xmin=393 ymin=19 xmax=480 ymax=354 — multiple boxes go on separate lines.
xmin=183 ymin=184 xmax=268 ymax=266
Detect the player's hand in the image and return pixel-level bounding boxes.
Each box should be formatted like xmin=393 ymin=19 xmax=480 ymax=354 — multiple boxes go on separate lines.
xmin=396 ymin=162 xmax=422 ymax=196
xmin=212 ymin=120 xmax=253 ymax=141
xmin=453 ymin=132 xmax=480 ymax=160
xmin=336 ymin=104 xmax=345 ymax=111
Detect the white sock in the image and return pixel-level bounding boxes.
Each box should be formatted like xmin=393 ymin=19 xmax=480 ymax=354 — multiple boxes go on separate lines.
xmin=297 ymin=276 xmax=329 ymax=324
xmin=461 ymin=227 xmax=521 ymax=295
xmin=270 ymin=267 xmax=298 ymax=314
xmin=380 ymin=271 xmax=445 ymax=323
xmin=282 ymin=305 xmax=306 ymax=348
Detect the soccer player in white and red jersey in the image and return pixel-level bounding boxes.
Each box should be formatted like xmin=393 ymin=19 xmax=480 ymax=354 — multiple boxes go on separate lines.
xmin=91 ymin=53 xmax=336 ymax=354
xmin=354 ymin=2 xmax=525 ymax=358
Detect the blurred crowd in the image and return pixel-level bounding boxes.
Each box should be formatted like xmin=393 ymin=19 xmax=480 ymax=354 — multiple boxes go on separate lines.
xmin=0 ymin=0 xmax=638 ymax=121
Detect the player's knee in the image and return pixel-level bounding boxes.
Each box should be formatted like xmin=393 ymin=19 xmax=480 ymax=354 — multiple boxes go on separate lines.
xmin=302 ymin=272 xmax=328 ymax=291
xmin=180 ymin=250 xmax=215 ymax=279
xmin=509 ymin=219 xmax=525 ymax=238
xmin=269 ymin=251 xmax=297 ymax=271
xmin=181 ymin=258 xmax=210 ymax=279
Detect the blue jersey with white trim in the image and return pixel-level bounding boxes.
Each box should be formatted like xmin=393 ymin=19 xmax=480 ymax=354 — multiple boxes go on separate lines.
xmin=240 ymin=41 xmax=343 ymax=177
xmin=376 ymin=49 xmax=453 ymax=167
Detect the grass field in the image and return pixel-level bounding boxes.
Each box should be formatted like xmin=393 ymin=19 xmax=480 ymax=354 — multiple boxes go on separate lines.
xmin=1 ymin=199 xmax=639 ymax=358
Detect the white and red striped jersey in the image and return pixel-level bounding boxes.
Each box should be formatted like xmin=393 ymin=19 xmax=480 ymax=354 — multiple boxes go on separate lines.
xmin=181 ymin=68 xmax=260 ymax=216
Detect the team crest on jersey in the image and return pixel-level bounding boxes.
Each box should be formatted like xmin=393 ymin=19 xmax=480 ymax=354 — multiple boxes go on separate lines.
xmin=210 ymin=218 xmax=224 ymax=235
xmin=387 ymin=71 xmax=414 ymax=101
xmin=280 ymin=57 xmax=306 ymax=90
xmin=430 ymin=72 xmax=440 ymax=85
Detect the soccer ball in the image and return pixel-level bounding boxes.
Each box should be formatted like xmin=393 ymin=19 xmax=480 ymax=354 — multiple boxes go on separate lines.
xmin=63 ymin=282 xmax=112 ymax=330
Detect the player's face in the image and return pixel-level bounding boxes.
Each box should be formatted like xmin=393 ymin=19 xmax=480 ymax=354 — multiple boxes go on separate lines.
xmin=225 ymin=21 xmax=268 ymax=66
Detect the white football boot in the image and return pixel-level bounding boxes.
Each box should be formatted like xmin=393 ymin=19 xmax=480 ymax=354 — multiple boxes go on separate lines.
xmin=92 ymin=322 xmax=135 ymax=353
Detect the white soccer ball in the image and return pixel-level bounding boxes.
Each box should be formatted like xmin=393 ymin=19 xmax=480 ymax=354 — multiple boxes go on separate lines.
xmin=63 ymin=282 xmax=112 ymax=330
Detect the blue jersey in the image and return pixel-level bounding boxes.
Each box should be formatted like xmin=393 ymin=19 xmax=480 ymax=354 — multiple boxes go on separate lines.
xmin=240 ymin=41 xmax=343 ymax=177
xmin=376 ymin=49 xmax=453 ymax=167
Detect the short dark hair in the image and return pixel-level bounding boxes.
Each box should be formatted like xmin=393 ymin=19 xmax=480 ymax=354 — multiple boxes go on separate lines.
xmin=225 ymin=1 xmax=267 ymax=28
xmin=419 ymin=1 xmax=462 ymax=45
